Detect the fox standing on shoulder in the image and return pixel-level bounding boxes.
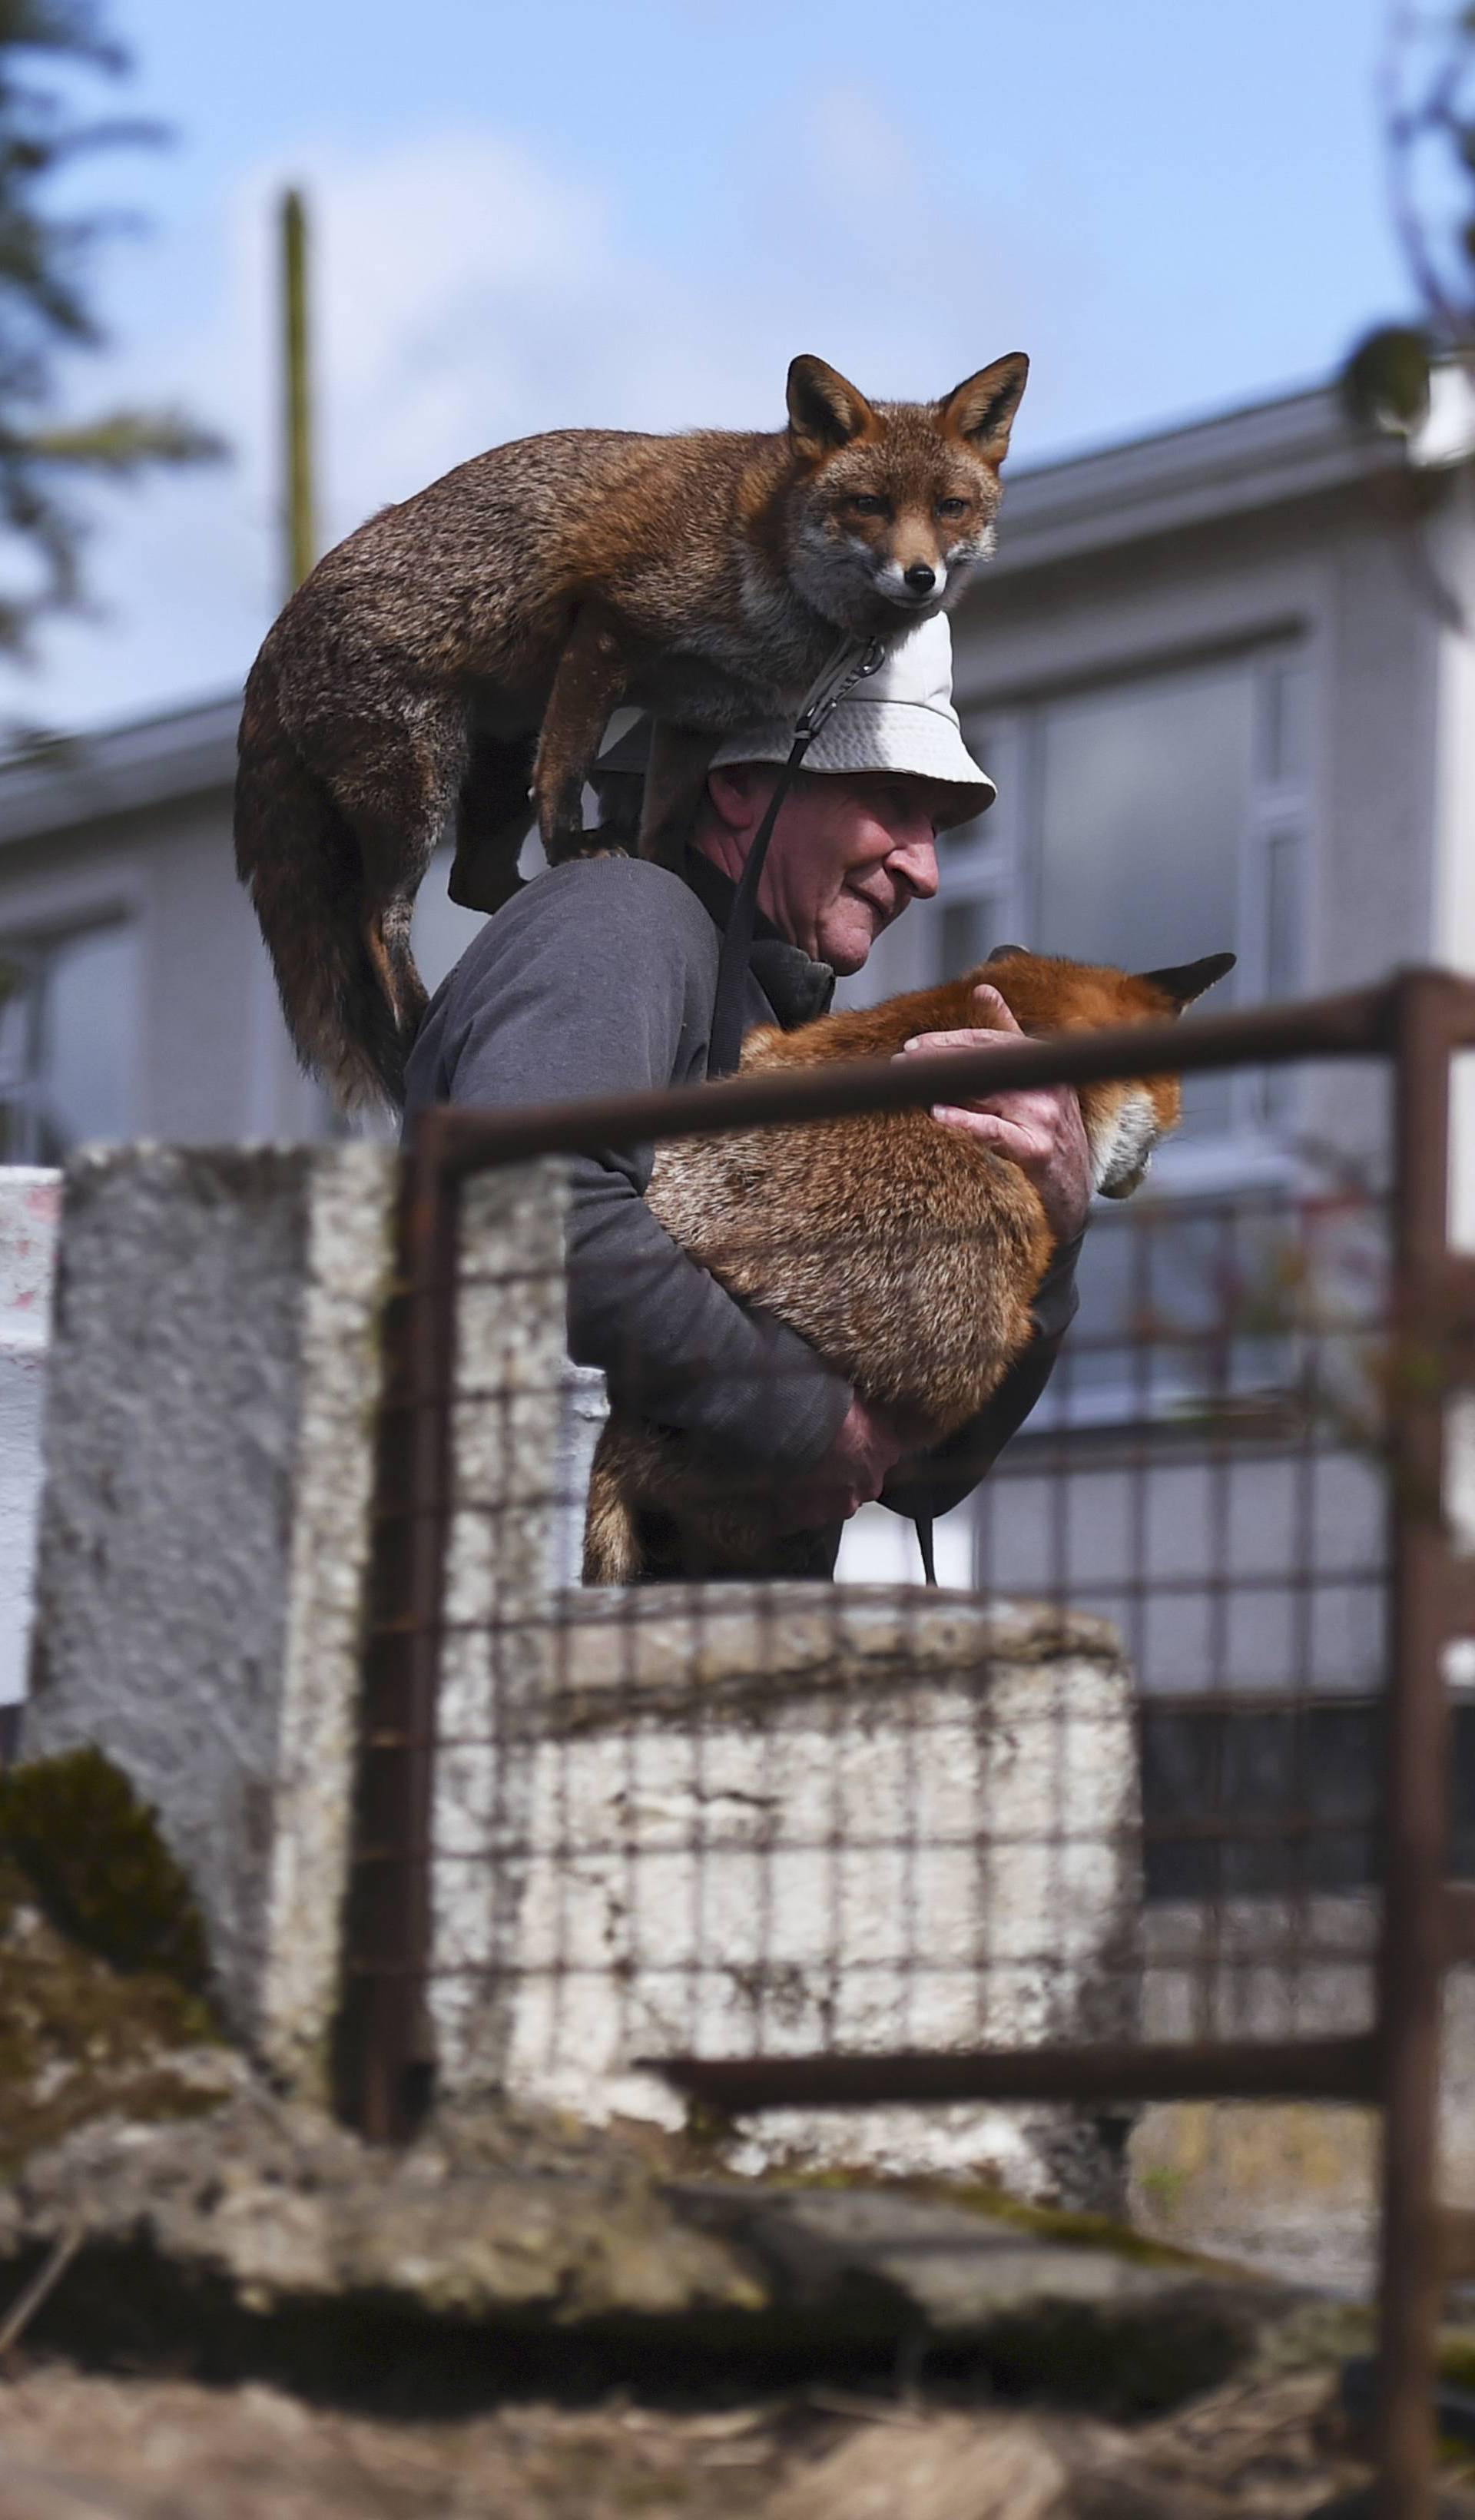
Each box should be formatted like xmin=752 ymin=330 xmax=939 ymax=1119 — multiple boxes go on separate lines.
xmin=234 ymin=351 xmax=1029 ymax=1108
xmin=584 ymin=947 xmax=1235 ymax=1586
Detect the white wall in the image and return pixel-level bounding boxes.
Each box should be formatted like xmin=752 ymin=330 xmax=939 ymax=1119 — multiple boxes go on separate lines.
xmin=0 ymin=1168 xmax=59 ymax=1709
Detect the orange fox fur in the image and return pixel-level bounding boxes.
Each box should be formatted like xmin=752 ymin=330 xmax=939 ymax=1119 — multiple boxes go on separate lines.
xmin=234 ymin=351 xmax=1028 ymax=1109
xmin=583 ymin=947 xmax=1235 ymax=1585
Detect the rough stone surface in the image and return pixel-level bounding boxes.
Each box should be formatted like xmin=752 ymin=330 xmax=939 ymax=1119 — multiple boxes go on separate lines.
xmin=463 ymin=1587 xmax=1139 ymax=2204
xmin=0 ymin=1167 xmax=59 ymax=1710
xmin=0 ymin=2082 xmax=1305 ymax=2390
xmin=24 ymin=1145 xmax=397 ymax=2081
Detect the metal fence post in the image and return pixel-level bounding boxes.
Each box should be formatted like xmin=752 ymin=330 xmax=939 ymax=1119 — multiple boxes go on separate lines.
xmin=1375 ymin=969 xmax=1459 ymax=2516
xmin=334 ymin=1114 xmax=459 ymax=2140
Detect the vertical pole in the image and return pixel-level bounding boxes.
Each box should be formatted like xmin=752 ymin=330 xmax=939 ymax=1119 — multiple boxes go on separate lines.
xmin=1376 ymin=970 xmax=1454 ymax=2517
xmin=335 ymin=1117 xmax=459 ymax=2140
xmin=280 ymin=187 xmax=315 ymax=599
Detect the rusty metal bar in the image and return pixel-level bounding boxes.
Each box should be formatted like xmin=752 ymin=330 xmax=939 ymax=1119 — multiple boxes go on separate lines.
xmin=644 ymin=2034 xmax=1383 ymax=2110
xmin=1374 ymin=969 xmax=1460 ymax=2518
xmin=1440 ymin=2207 xmax=1475 ymax=2279
xmin=1446 ymin=1884 xmax=1475 ymax=1965
xmin=333 ymin=1136 xmax=460 ymax=2140
xmin=426 ymin=979 xmax=1401 ymax=1182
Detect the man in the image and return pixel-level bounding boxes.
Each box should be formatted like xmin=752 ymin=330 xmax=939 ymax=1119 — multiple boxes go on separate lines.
xmin=402 ymin=616 xmax=1091 ymax=1576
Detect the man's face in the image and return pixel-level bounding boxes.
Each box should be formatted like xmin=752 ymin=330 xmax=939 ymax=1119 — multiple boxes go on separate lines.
xmin=699 ymin=767 xmax=945 ymax=973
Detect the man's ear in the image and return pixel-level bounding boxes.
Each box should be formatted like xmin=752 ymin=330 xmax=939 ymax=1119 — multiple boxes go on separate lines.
xmin=1139 ymin=950 xmax=1238 ymax=1010
xmin=787 ymin=356 xmax=876 ymax=461
xmin=936 ymin=353 xmax=1030 ymax=463
xmin=705 ymin=762 xmax=769 ymax=831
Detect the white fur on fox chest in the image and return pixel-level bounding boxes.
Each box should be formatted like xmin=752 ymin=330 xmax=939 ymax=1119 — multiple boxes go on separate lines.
xmin=1088 ymin=1086 xmax=1160 ymax=1198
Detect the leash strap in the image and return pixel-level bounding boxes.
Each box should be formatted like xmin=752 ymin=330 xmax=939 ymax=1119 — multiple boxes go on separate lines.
xmin=704 ymin=633 xmax=886 ymax=1080
xmin=913 ymin=1512 xmax=938 ymax=1587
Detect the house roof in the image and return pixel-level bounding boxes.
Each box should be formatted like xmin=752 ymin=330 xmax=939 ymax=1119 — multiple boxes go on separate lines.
xmin=986 ymin=380 xmax=1405 ymax=578
xmin=0 ymin=378 xmax=1425 ymax=852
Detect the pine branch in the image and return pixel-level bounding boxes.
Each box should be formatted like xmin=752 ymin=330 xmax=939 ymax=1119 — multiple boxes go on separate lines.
xmin=24 ymin=406 xmax=228 ymax=470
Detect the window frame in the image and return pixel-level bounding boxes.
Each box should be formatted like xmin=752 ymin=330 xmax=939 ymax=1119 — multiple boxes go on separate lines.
xmin=0 ymin=911 xmax=141 ymax=1163
xmin=940 ymin=641 xmax=1315 ymax=1188
xmin=935 ymin=642 xmax=1319 ymax=1437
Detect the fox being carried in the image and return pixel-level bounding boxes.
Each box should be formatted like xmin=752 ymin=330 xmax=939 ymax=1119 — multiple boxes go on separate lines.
xmin=584 ymin=946 xmax=1235 ymax=1586
xmin=234 ymin=351 xmax=1029 ymax=1108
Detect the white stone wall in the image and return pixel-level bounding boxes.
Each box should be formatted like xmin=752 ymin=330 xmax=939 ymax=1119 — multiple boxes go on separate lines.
xmin=0 ymin=1167 xmax=60 ymax=1716
xmin=470 ymin=1587 xmax=1139 ymax=2195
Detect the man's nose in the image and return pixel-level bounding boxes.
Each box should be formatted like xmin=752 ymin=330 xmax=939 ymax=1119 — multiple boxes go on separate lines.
xmin=903 ymin=562 xmax=936 ymax=594
xmin=891 ymin=831 xmax=939 ymax=900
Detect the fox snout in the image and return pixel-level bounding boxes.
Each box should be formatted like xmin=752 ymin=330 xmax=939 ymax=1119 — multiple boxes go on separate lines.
xmin=873 ymin=547 xmax=950 ymax=612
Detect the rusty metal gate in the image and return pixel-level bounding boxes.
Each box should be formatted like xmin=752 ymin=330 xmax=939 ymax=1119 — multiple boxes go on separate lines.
xmin=336 ymin=966 xmax=1475 ymax=2517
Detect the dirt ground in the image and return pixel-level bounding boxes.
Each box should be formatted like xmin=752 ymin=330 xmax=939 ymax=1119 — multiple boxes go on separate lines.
xmin=0 ymin=2357 xmax=1461 ymax=2519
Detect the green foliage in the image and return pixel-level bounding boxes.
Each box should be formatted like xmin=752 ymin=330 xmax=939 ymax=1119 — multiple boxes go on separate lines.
xmin=0 ymin=0 xmax=224 ymax=651
xmin=0 ymin=1743 xmax=210 ymax=1995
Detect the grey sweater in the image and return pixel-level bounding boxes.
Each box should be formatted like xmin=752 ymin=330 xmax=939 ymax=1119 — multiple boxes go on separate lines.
xmin=403 ymin=852 xmax=1080 ymax=1537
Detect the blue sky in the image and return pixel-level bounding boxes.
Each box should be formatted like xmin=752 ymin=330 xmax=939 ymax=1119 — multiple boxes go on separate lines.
xmin=8 ymin=0 xmax=1412 ymax=730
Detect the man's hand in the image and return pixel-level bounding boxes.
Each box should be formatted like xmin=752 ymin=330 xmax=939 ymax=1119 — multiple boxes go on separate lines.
xmin=766 ymin=1394 xmax=911 ymax=1537
xmin=894 ymin=981 xmax=1093 ymax=1244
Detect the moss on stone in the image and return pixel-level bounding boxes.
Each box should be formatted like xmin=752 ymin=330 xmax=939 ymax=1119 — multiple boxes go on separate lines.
xmin=0 ymin=1746 xmax=210 ymax=1995
xmin=0 ymin=1854 xmax=225 ymax=2170
xmin=767 ymin=2162 xmax=1235 ymax=2276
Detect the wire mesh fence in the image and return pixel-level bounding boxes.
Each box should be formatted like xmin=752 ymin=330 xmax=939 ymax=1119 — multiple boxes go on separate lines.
xmin=337 ymin=970 xmax=1475 ymax=2516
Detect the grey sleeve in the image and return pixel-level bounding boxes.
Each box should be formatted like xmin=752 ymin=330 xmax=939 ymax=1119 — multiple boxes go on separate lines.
xmin=879 ymin=1232 xmax=1085 ymax=1524
xmin=426 ymin=861 xmax=851 ymax=1472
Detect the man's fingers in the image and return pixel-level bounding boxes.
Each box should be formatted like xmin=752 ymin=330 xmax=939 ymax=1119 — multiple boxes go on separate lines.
xmin=931 ymin=1106 xmax=1041 ymax=1160
xmin=897 ymin=1025 xmax=1015 ymax=1056
xmin=897 ymin=984 xmax=1024 ymax=1063
xmin=969 ymin=982 xmax=1023 ymax=1035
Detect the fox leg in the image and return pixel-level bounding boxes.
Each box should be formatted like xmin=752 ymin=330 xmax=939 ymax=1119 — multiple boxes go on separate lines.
xmin=533 ymin=605 xmax=629 ymax=862
xmin=448 ymin=731 xmax=537 ymax=914
xmin=637 ymin=721 xmax=719 ymax=871
xmin=310 ymin=698 xmax=467 ymax=1089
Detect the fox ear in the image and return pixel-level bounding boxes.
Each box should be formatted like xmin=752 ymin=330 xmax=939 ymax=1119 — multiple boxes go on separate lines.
xmin=938 ymin=353 xmax=1030 ymax=463
xmin=1139 ymin=950 xmax=1237 ymax=1010
xmin=787 ymin=356 xmax=875 ymax=459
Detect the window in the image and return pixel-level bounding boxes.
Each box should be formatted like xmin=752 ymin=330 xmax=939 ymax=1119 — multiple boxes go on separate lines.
xmin=924 ymin=647 xmax=1313 ymax=1152
xmin=910 ymin=648 xmax=1316 ymax=1435
xmin=0 ymin=920 xmax=140 ymax=1162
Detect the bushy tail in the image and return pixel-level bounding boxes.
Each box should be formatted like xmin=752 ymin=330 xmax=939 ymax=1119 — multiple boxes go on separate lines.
xmin=234 ymin=652 xmax=424 ymax=1110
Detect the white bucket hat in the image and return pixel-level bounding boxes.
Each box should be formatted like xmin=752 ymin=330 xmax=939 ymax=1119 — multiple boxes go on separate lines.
xmin=592 ymin=613 xmax=994 ymax=831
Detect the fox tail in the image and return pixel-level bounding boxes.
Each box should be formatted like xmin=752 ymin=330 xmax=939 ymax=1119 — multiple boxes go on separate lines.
xmin=234 ymin=653 xmax=424 ymax=1111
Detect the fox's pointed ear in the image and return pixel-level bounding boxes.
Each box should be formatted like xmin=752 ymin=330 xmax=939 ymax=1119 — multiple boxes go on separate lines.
xmin=787 ymin=356 xmax=876 ymax=460
xmin=937 ymin=353 xmax=1030 ymax=463
xmin=1139 ymin=951 xmax=1237 ymax=1011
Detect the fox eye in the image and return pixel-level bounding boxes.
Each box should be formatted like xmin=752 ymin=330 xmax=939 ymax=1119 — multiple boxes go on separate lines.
xmin=937 ymin=496 xmax=970 ymax=519
xmin=847 ymin=492 xmax=887 ymax=516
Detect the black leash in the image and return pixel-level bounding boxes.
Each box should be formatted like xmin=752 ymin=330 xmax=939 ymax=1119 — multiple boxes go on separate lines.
xmin=701 ymin=632 xmax=937 ymax=1588
xmin=705 ymin=634 xmax=885 ymax=1081
xmin=914 ymin=1512 xmax=937 ymax=1587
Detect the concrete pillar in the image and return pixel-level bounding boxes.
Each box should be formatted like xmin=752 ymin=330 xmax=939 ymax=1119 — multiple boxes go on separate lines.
xmin=0 ymin=1168 xmax=60 ymax=1745
xmin=25 ymin=1145 xmax=399 ymax=2093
